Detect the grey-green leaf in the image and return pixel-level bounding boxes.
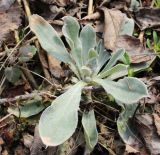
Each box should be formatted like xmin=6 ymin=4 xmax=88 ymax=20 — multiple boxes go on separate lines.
xmin=94 ymin=77 xmax=148 ymax=104
xmin=8 ymin=97 xmax=44 ymax=118
xmin=80 ymin=25 xmax=96 ymax=64
xmin=62 ymin=16 xmax=82 ymax=66
xmin=82 ymin=110 xmax=98 ymax=151
xmin=29 ymin=14 xmax=71 ymax=63
xmin=19 ymin=44 xmax=37 ymax=62
xmin=39 ymin=81 xmax=86 ymax=146
xmin=130 ymin=0 xmax=139 ymax=12
xmin=5 ymin=66 xmax=21 ymax=83
xmin=100 ymin=48 xmax=125 ymax=74
xmin=98 ymin=64 xmax=128 ymax=79
xmin=62 ymin=16 xmax=80 ymax=48
xmin=96 ymin=40 xmax=110 ymax=73
xmin=117 ymin=103 xmax=140 ymax=145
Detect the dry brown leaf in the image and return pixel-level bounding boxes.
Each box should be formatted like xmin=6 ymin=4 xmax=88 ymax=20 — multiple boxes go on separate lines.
xmin=136 ymin=114 xmax=160 ymax=155
xmin=0 ymin=1 xmax=21 ymax=47
xmin=125 ymin=144 xmax=139 ymax=154
xmin=0 ymin=0 xmax=15 ymax=12
xmin=48 ymin=55 xmax=64 ymax=79
xmin=115 ymin=35 xmax=154 ymax=63
xmin=109 ymin=0 xmax=128 ymax=9
xmin=82 ymin=12 xmax=101 ymax=21
xmin=153 ymin=114 xmax=160 ymax=136
xmin=23 ymin=133 xmax=33 ymax=149
xmin=135 ymin=8 xmax=160 ymax=30
xmin=102 ymin=8 xmax=125 ymax=50
xmin=40 ymin=0 xmax=71 ymax=6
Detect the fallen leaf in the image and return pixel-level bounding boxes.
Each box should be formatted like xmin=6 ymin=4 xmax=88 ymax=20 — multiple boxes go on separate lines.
xmin=109 ymin=0 xmax=128 ymax=10
xmin=135 ymin=8 xmax=160 ymax=30
xmin=136 ymin=114 xmax=160 ymax=155
xmin=153 ymin=114 xmax=160 ymax=136
xmin=14 ymin=145 xmax=29 ymax=155
xmin=102 ymin=8 xmax=125 ymax=50
xmin=125 ymin=144 xmax=139 ymax=154
xmin=0 ymin=0 xmax=15 ymax=12
xmin=23 ymin=133 xmax=33 ymax=148
xmin=0 ymin=1 xmax=21 ymax=47
xmin=19 ymin=44 xmax=37 ymax=62
xmin=115 ymin=35 xmax=154 ymax=63
xmin=48 ymin=55 xmax=64 ymax=79
xmin=40 ymin=0 xmax=70 ymax=6
xmin=5 ymin=66 xmax=22 ymax=84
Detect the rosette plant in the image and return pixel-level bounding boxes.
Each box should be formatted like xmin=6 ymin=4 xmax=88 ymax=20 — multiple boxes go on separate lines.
xmin=29 ymin=15 xmax=148 ymax=150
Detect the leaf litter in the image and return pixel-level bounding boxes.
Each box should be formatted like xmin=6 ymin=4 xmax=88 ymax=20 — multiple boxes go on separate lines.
xmin=0 ymin=0 xmax=160 ymax=154
xmin=0 ymin=0 xmax=21 ymax=47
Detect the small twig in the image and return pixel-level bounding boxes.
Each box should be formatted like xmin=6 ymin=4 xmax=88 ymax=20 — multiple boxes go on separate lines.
xmin=19 ymin=66 xmax=59 ymax=88
xmin=94 ymin=107 xmax=116 ymax=122
xmin=151 ymin=0 xmax=155 ymax=7
xmin=0 ymin=113 xmax=12 ymax=123
xmin=88 ymin=0 xmax=93 ymax=15
xmin=93 ymin=100 xmax=119 ymax=112
xmin=22 ymin=0 xmax=31 ymax=18
xmin=25 ymin=36 xmax=37 ymax=44
xmin=0 ymin=91 xmax=56 ymax=104
xmin=21 ymin=63 xmax=38 ymax=89
xmin=139 ymin=0 xmax=142 ymax=7
xmin=138 ymin=31 xmax=144 ymax=43
xmin=35 ymin=41 xmax=52 ymax=82
xmin=0 ymin=31 xmax=31 ymax=71
xmin=0 ymin=76 xmax=6 ymax=95
xmin=0 ymin=52 xmax=6 ymax=61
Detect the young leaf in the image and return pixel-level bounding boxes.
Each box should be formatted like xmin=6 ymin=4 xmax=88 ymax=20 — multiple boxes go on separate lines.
xmin=122 ymin=52 xmax=131 ymax=65
xmin=62 ymin=16 xmax=80 ymax=48
xmin=82 ymin=110 xmax=98 ymax=151
xmin=96 ymin=40 xmax=110 ymax=73
xmin=94 ymin=77 xmax=148 ymax=104
xmin=88 ymin=48 xmax=98 ymax=59
xmin=39 ymin=81 xmax=86 ymax=146
xmin=153 ymin=31 xmax=158 ymax=44
xmin=86 ymin=49 xmax=98 ymax=74
xmin=80 ymin=25 xmax=96 ymax=64
xmin=100 ymin=48 xmax=125 ymax=74
xmin=62 ymin=16 xmax=82 ymax=66
xmin=29 ymin=15 xmax=72 ymax=63
xmin=98 ymin=64 xmax=128 ymax=79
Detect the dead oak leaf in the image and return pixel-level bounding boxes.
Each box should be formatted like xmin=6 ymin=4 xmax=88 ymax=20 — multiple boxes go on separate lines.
xmin=136 ymin=114 xmax=160 ymax=155
xmin=115 ymin=35 xmax=154 ymax=63
xmin=153 ymin=114 xmax=160 ymax=136
xmin=125 ymin=144 xmax=139 ymax=154
xmin=40 ymin=0 xmax=71 ymax=6
xmin=102 ymin=8 xmax=125 ymax=50
xmin=135 ymin=8 xmax=160 ymax=30
xmin=0 ymin=2 xmax=21 ymax=47
xmin=0 ymin=0 xmax=15 ymax=12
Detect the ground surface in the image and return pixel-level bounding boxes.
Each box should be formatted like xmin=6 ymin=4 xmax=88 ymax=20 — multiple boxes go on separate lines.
xmin=0 ymin=0 xmax=160 ymax=154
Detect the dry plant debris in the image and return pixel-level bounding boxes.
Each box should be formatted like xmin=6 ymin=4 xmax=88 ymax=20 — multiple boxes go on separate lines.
xmin=0 ymin=0 xmax=160 ymax=154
